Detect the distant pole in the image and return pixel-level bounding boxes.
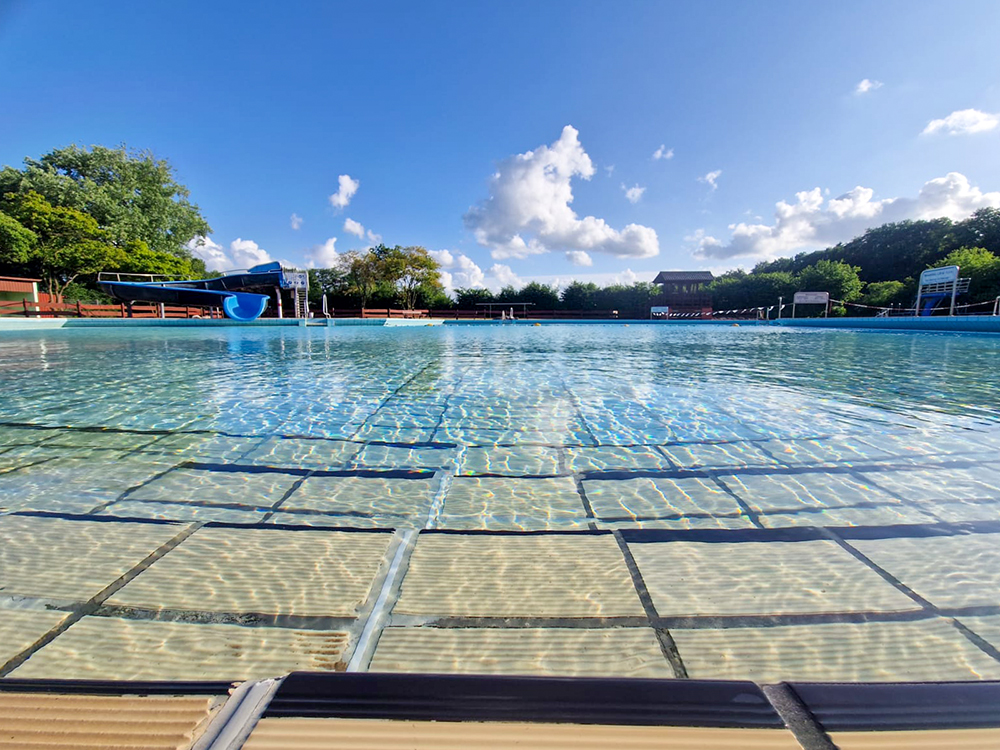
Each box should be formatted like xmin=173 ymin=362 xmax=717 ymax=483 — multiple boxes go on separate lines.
xmin=777 ymin=296 xmax=782 ymax=320
xmin=276 ymin=287 xmax=283 ymax=319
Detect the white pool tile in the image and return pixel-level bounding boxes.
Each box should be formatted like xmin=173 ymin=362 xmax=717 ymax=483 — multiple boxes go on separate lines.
xmin=0 ymin=516 xmax=182 ymax=601
xmin=674 ymin=619 xmax=1000 ymax=682
xmin=109 ymin=526 xmax=391 ymax=617
xmin=394 ymin=534 xmax=644 ymax=618
xmin=630 ymin=539 xmax=916 ymax=616
xmin=851 ymin=533 xmax=1000 ymax=609
xmin=371 ymin=627 xmax=673 ymax=678
xmin=721 ymin=472 xmax=901 ymax=513
xmin=11 ymin=617 xmax=351 ymax=680
xmin=582 ymin=476 xmax=745 ymax=520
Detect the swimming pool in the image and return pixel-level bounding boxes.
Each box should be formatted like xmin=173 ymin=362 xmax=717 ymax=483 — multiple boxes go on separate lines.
xmin=1 ymin=324 xmax=999 ymax=684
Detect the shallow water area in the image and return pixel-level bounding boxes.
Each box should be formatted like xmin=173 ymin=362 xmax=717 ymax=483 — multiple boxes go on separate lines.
xmin=2 ymin=323 xmax=1000 ymax=684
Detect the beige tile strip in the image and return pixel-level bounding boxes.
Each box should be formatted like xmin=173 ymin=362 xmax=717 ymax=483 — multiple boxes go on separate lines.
xmin=11 ymin=617 xmax=351 ymax=681
xmin=393 ymin=534 xmax=644 ymax=618
xmin=242 ymin=717 xmax=802 ymax=749
xmin=0 ymin=691 xmax=221 ymax=750
xmin=369 ymin=627 xmax=675 ymax=678
xmin=831 ymin=728 xmax=1000 ymax=750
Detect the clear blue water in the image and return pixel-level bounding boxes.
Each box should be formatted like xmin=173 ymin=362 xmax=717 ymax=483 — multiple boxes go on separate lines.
xmin=2 ymin=324 xmax=1000 ymax=683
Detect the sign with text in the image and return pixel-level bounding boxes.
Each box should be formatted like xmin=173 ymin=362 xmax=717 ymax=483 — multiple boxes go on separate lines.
xmin=285 ymin=271 xmax=309 ymax=290
xmin=650 ymin=306 xmax=670 ymax=316
xmin=919 ymin=265 xmax=959 ymax=286
xmin=793 ymin=291 xmax=830 ymax=305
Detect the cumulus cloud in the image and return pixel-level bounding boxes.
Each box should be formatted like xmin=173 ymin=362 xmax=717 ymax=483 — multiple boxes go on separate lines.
xmin=855 ymin=78 xmax=883 ymax=95
xmin=342 ymin=218 xmax=382 ymax=246
xmin=566 ymin=250 xmax=593 ymax=266
xmin=305 ymin=238 xmax=341 ymax=269
xmin=691 ymin=172 xmax=1000 ymax=261
xmin=623 ymin=184 xmax=646 ymax=204
xmin=698 ymin=170 xmax=722 ymax=191
xmin=429 ymin=249 xmax=487 ymax=291
xmin=343 ymin=218 xmax=365 ymax=237
xmin=290 ymin=213 xmax=303 ymax=230
xmin=652 ymin=145 xmax=674 ymax=160
xmin=464 ymin=125 xmax=659 ymax=260
xmin=488 ymin=263 xmax=522 ymax=288
xmin=329 ymin=174 xmax=360 ymax=209
xmin=923 ymin=108 xmax=1000 ymax=136
xmin=186 ymin=237 xmax=276 ymax=272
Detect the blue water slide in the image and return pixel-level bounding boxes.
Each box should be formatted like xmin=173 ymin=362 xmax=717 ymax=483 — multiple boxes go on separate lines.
xmin=98 ymin=262 xmax=288 ymax=321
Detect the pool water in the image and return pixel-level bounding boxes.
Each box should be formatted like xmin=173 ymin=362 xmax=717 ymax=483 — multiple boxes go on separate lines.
xmin=1 ymin=324 xmax=1000 ymax=683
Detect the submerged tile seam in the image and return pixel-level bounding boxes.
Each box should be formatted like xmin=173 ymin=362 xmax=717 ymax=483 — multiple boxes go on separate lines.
xmin=709 ymin=475 xmax=766 ymax=529
xmin=0 ymin=521 xmax=203 ymax=678
xmin=347 ymin=360 xmax=438 ymax=441
xmin=345 ymin=528 xmax=419 ymax=672
xmin=427 ymin=364 xmax=471 ymax=445
xmin=259 ymin=470 xmax=316 ymax=523
xmin=190 ymin=676 xmax=284 ymax=750
xmin=423 ymin=469 xmax=454 ymax=530
xmin=610 ymin=530 xmax=688 ymax=678
xmin=92 ymin=604 xmax=358 ymax=632
xmin=556 ymin=375 xmax=600 ymax=447
xmin=821 ymin=529 xmax=1000 ymax=667
xmin=571 ymin=474 xmax=598 ymax=532
xmin=85 ymin=460 xmax=189 ymax=516
xmin=652 ymin=444 xmax=683 ymax=471
xmin=760 ymin=683 xmax=838 ymax=750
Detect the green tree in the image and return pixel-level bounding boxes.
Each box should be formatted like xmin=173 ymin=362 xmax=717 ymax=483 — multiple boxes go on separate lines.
xmin=938 ymin=246 xmax=1000 ymax=303
xmin=307 ymin=267 xmax=349 ymax=306
xmin=516 ymin=281 xmax=561 ymax=309
xmin=341 ymin=250 xmax=382 ymax=307
xmin=2 ymin=191 xmax=125 ymax=298
xmin=455 ymin=287 xmax=494 ymax=307
xmin=859 ymin=280 xmax=907 ymax=309
xmin=561 ymin=281 xmax=599 ymax=310
xmin=0 ymin=144 xmax=210 ymax=260
xmin=393 ymin=246 xmax=442 ymax=309
xmin=0 ymin=211 xmax=36 ymax=267
xmin=796 ymin=260 xmax=863 ymax=302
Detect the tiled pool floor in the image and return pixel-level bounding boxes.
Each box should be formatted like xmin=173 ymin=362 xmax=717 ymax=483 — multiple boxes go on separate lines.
xmin=2 ymin=325 xmax=1000 ymax=683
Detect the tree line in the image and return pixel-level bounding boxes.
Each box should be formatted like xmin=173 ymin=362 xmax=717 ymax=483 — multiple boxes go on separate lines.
xmin=710 ymin=210 xmax=1000 ymax=314
xmin=0 ymin=145 xmax=209 ymax=300
xmin=3 ymin=144 xmax=998 ymax=314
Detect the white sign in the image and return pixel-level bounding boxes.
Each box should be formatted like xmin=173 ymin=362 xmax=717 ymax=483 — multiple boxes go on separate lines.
xmin=793 ymin=291 xmax=830 ymax=305
xmin=919 ymin=265 xmax=959 ymax=286
xmin=285 ymin=271 xmax=309 ymax=290
xmin=650 ymin=306 xmax=670 ymax=317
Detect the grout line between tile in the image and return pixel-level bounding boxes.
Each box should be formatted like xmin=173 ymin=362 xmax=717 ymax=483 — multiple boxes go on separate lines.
xmin=611 ymin=530 xmax=688 ymax=678
xmin=0 ymin=521 xmax=203 ymax=677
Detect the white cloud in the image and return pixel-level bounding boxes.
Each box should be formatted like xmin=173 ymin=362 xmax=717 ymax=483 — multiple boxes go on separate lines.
xmin=344 ymin=218 xmax=365 ymax=237
xmin=290 ymin=213 xmax=303 ymax=230
xmin=623 ymin=184 xmax=646 ymax=204
xmin=566 ymin=250 xmax=593 ymax=266
xmin=464 ymin=125 xmax=660 ymax=260
xmin=186 ymin=236 xmax=276 ymax=272
xmin=923 ymin=108 xmax=1000 ymax=136
xmin=305 ymin=237 xmax=340 ymax=269
xmin=692 ymin=172 xmax=1000 ymax=261
xmin=652 ymin=145 xmax=674 ymax=160
xmin=329 ymin=174 xmax=360 ymax=209
xmin=604 ymin=164 xmax=615 ymax=176
xmin=698 ymin=170 xmax=722 ymax=190
xmin=855 ymin=78 xmax=883 ymax=95
xmin=430 ymin=250 xmax=486 ymax=291
xmin=488 ymin=263 xmax=522 ymax=289
xmin=342 ymin=217 xmax=382 ymax=247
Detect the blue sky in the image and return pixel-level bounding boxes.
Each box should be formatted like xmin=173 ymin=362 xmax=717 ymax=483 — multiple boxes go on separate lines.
xmin=2 ymin=1 xmax=999 ymax=291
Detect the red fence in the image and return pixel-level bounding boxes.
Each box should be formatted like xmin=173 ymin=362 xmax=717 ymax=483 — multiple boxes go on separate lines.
xmin=0 ymin=299 xmax=221 ymax=319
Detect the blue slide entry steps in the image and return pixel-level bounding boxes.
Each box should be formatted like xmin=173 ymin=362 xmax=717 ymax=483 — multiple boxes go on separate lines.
xmin=98 ymin=262 xmax=288 ymax=321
